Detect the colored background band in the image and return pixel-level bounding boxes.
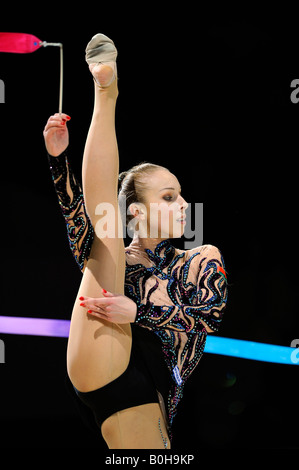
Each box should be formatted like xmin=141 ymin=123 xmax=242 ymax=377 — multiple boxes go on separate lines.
xmin=0 ymin=315 xmax=297 ymax=365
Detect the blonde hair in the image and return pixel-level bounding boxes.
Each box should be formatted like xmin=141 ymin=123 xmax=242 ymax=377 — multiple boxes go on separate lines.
xmin=118 ymin=161 xmax=168 ymax=226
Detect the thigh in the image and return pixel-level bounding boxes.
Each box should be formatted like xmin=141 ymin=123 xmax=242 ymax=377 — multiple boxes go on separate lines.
xmin=67 ymin=233 xmax=132 ymax=392
xmin=87 ymin=226 xmax=126 ymax=295
xmin=101 ymin=403 xmax=171 ymax=449
xmin=86 ymin=199 xmax=126 ymax=295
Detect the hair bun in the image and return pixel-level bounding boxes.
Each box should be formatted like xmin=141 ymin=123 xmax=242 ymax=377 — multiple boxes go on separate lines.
xmin=118 ymin=170 xmax=129 ymax=192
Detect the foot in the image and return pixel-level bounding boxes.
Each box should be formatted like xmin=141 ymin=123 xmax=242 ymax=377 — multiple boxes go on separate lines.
xmin=89 ymin=62 xmax=116 ymax=88
xmin=85 ymin=33 xmax=118 ymax=88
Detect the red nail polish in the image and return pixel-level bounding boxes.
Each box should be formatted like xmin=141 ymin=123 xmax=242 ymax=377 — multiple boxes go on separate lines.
xmin=88 ymin=310 xmax=92 ymax=313
xmin=66 ymin=115 xmax=71 ymax=120
xmin=102 ymin=289 xmax=107 ymax=293
xmin=80 ymin=303 xmax=85 ymax=307
xmin=79 ymin=296 xmax=84 ymax=300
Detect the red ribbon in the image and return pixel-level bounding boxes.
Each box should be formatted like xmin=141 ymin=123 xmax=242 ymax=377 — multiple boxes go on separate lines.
xmin=0 ymin=32 xmax=42 ymax=53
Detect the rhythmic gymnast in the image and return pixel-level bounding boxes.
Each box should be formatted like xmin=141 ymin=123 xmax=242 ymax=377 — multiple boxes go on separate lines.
xmin=43 ymin=33 xmax=228 ymax=449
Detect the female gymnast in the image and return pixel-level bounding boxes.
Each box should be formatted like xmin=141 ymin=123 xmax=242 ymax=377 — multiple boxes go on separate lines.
xmin=43 ymin=33 xmax=228 ymax=449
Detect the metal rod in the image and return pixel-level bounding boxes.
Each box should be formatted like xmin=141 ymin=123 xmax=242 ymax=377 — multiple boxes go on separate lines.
xmin=41 ymin=41 xmax=63 ymax=114
xmin=58 ymin=44 xmax=63 ymax=114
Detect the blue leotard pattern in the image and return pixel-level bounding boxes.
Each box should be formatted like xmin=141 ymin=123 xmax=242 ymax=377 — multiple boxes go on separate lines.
xmin=48 ymin=150 xmax=228 ymax=432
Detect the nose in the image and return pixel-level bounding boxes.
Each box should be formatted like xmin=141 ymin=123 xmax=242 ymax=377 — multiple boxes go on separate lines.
xmin=178 ymin=195 xmax=188 ymax=211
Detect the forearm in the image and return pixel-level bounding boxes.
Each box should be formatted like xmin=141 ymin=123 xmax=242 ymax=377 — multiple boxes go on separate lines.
xmin=48 ymin=150 xmax=71 ymax=205
xmin=48 ymin=148 xmax=94 ymax=271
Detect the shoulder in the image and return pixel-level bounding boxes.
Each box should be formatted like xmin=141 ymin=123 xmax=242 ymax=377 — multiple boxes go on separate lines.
xmin=174 ymin=244 xmax=223 ymax=271
xmin=182 ymin=245 xmax=227 ymax=283
xmin=180 ymin=245 xmax=225 ymax=275
xmin=182 ymin=244 xmax=222 ymax=260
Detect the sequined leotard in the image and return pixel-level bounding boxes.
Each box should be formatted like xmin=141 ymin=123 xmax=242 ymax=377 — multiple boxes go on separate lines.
xmin=48 ymin=150 xmax=228 ymax=434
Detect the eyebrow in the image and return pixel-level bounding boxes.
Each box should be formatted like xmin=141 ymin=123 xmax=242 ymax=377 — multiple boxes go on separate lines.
xmin=159 ymin=187 xmax=181 ymax=192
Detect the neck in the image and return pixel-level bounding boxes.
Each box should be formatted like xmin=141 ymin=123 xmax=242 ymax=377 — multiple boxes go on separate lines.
xmin=129 ymin=234 xmax=169 ymax=253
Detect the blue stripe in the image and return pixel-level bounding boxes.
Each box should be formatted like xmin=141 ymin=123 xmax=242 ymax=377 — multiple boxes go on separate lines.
xmin=0 ymin=315 xmax=298 ymax=365
xmin=205 ymin=335 xmax=298 ymax=365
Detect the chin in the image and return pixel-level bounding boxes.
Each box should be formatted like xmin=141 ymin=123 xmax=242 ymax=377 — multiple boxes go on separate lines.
xmin=166 ymin=227 xmax=185 ymax=239
xmin=152 ymin=222 xmax=186 ymax=239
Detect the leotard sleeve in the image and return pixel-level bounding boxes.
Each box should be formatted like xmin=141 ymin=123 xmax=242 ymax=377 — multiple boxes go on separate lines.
xmin=48 ymin=149 xmax=94 ymax=272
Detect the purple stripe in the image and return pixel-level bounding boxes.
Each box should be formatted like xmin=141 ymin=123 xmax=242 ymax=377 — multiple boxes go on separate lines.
xmin=0 ymin=316 xmax=297 ymax=366
xmin=0 ymin=316 xmax=70 ymax=338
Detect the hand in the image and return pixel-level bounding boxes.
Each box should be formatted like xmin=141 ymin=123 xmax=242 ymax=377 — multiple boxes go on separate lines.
xmin=79 ymin=289 xmax=137 ymax=324
xmin=43 ymin=113 xmax=71 ymax=157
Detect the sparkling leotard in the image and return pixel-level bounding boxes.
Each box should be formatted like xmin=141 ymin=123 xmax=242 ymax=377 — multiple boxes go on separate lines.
xmin=48 ymin=150 xmax=228 ymax=431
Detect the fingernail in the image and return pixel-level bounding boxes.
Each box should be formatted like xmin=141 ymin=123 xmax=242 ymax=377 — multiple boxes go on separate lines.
xmin=102 ymin=289 xmax=107 ymax=293
xmin=80 ymin=303 xmax=85 ymax=307
xmin=61 ymin=120 xmax=66 ymax=125
xmin=79 ymin=296 xmax=84 ymax=300
xmin=66 ymin=115 xmax=71 ymax=120
xmin=88 ymin=310 xmax=92 ymax=314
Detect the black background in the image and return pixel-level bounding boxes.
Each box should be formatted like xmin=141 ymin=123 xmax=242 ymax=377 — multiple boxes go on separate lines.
xmin=0 ymin=6 xmax=298 ymax=454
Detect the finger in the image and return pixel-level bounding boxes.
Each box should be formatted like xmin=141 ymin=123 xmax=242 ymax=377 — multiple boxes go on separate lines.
xmin=79 ymin=299 xmax=109 ymax=309
xmin=94 ymin=305 xmax=108 ymax=313
xmin=93 ymin=298 xmax=112 ymax=306
xmin=44 ymin=119 xmax=66 ymax=133
xmin=46 ymin=115 xmax=65 ymax=126
xmin=88 ymin=306 xmax=107 ymax=314
xmin=87 ymin=310 xmax=111 ymax=322
xmin=45 ymin=114 xmax=70 ymax=130
xmin=102 ymin=289 xmax=114 ymax=297
xmin=52 ymin=112 xmax=71 ymax=121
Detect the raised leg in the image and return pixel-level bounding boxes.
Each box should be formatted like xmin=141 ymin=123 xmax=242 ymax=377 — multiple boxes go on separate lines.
xmin=66 ymin=55 xmax=170 ymax=449
xmin=67 ymin=74 xmax=131 ymax=392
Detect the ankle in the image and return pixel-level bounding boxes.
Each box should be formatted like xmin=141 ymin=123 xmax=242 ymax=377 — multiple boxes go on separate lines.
xmin=90 ymin=63 xmax=116 ymax=88
xmin=93 ymin=77 xmax=118 ymax=101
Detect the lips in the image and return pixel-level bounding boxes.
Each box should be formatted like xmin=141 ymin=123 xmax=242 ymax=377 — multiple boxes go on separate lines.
xmin=176 ymin=215 xmax=186 ymax=224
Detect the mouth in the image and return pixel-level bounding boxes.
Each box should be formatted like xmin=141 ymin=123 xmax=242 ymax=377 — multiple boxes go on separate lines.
xmin=176 ymin=215 xmax=186 ymax=224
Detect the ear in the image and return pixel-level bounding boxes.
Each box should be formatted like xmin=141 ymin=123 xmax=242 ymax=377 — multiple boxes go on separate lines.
xmin=128 ymin=202 xmax=145 ymax=219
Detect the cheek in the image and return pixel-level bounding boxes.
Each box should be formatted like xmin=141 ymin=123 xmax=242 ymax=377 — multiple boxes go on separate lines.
xmin=159 ymin=204 xmax=176 ymax=223
xmin=146 ymin=203 xmax=172 ymax=226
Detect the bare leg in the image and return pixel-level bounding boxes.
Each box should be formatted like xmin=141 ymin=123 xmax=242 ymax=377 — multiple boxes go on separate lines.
xmin=101 ymin=403 xmax=171 ymax=449
xmin=67 ymin=75 xmax=131 ymax=392
xmin=66 ymin=62 xmax=170 ymax=449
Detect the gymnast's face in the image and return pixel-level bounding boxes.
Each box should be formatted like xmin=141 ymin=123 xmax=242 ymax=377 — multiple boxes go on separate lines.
xmin=130 ymin=169 xmax=188 ymax=239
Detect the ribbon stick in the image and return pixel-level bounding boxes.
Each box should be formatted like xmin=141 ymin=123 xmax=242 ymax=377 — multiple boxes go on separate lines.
xmin=0 ymin=32 xmax=63 ymax=113
xmin=42 ymin=41 xmax=63 ymax=114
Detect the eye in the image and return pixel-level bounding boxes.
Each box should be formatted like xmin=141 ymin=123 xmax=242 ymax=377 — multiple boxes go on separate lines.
xmin=163 ymin=195 xmax=173 ymax=201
